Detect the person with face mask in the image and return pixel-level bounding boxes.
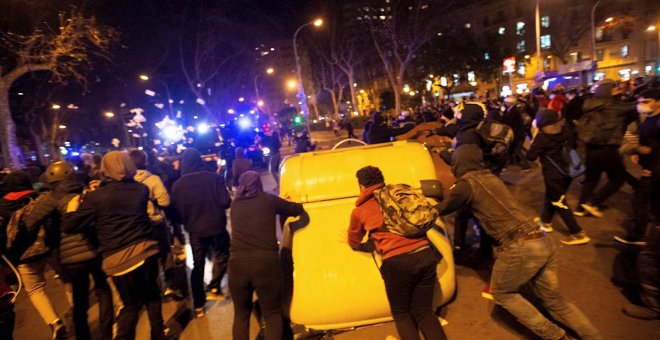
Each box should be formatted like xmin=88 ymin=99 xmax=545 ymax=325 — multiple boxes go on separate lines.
xmin=615 ymin=88 xmax=660 ymax=246
xmin=619 ymin=88 xmax=660 ymax=320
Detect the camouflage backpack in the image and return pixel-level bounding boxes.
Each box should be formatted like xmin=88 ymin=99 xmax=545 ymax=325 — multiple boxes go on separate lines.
xmin=374 ymin=184 xmax=438 ymax=238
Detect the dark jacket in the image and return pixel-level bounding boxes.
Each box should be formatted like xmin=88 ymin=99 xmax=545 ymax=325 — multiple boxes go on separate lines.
xmin=435 ymin=144 xmax=537 ymax=248
xmin=24 ymin=180 xmax=98 ymax=265
xmin=502 ymin=106 xmax=525 ymax=142
xmin=0 ymin=190 xmax=39 ymax=258
xmin=579 ymin=98 xmax=636 ymax=146
xmin=61 ymin=180 xmax=153 ymax=258
xmin=527 ymin=125 xmax=575 ymax=180
xmin=563 ymin=96 xmax=584 ymax=123
xmin=172 ymin=149 xmax=231 ymax=237
xmin=229 ymin=191 xmax=303 ymax=257
xmin=367 ymin=115 xmax=415 ymax=144
xmin=638 ymin=113 xmax=660 ymax=174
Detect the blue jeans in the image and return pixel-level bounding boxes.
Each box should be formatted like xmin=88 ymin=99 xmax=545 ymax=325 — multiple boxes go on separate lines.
xmin=490 ymin=235 xmax=601 ymax=340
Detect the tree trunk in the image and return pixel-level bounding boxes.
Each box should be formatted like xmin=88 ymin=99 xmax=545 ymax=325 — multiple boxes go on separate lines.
xmin=347 ymin=72 xmax=358 ymax=115
xmin=29 ymin=129 xmax=47 ymax=166
xmin=393 ymin=83 xmax=402 ymax=115
xmin=0 ymin=81 xmax=23 ymax=169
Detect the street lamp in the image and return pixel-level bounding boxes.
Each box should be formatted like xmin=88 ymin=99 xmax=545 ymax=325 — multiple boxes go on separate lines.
xmin=293 ymin=18 xmax=323 ymax=131
xmin=591 ymin=0 xmax=603 ymax=63
xmin=647 ymin=24 xmax=659 ymax=66
xmin=104 ymin=111 xmax=114 ymax=118
xmin=254 ymin=67 xmax=275 ymax=107
xmin=287 ymin=79 xmax=298 ymax=90
xmin=139 ymin=74 xmax=149 ymax=81
xmin=52 ymin=104 xmax=61 ymax=109
xmin=535 ymin=0 xmax=541 ymax=72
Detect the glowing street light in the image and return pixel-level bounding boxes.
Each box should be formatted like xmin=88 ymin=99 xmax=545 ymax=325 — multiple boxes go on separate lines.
xmin=605 ymin=17 xmax=614 ymax=23
xmin=104 ymin=111 xmax=115 ymax=118
xmin=293 ymin=17 xmax=324 ymax=131
xmin=58 ymin=125 xmax=67 ymax=129
xmin=647 ymin=25 xmax=657 ymax=32
xmin=139 ymin=74 xmax=149 ymax=81
xmin=52 ymin=104 xmax=61 ymax=109
xmin=266 ymin=67 xmax=274 ymax=74
xmin=238 ymin=97 xmax=245 ymax=102
xmin=257 ymin=100 xmax=264 ymax=107
xmin=287 ymin=79 xmax=297 ymax=90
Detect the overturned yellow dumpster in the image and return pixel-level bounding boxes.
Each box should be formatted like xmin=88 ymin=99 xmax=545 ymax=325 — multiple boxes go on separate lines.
xmin=279 ymin=141 xmax=455 ymax=330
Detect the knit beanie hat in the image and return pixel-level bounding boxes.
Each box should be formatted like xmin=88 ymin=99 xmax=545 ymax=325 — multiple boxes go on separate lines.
xmin=535 ymin=109 xmax=561 ymax=128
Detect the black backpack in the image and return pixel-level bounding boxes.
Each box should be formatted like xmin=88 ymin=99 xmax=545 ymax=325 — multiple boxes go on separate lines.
xmin=475 ymin=120 xmax=514 ymax=155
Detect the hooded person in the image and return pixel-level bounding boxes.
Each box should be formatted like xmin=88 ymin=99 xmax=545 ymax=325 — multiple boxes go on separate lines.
xmin=232 ymin=147 xmax=252 ymax=189
xmin=171 ymin=148 xmax=232 ymax=317
xmin=62 ymin=151 xmax=166 ymax=340
xmin=526 ymin=110 xmax=591 ymax=245
xmin=229 ymin=171 xmax=303 ymax=340
xmin=575 ymin=80 xmax=637 ymax=217
xmin=435 ymin=144 xmax=602 ymax=340
xmin=25 ymin=161 xmax=114 ymax=340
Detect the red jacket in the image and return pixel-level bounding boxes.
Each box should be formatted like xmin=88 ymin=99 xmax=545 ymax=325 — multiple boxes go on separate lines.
xmin=348 ymin=183 xmax=428 ymax=260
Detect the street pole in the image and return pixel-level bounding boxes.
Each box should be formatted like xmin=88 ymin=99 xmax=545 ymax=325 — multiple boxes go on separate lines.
xmin=293 ymin=22 xmax=313 ymax=132
xmin=535 ymin=0 xmax=541 ymax=73
xmin=591 ymin=0 xmax=603 ymax=62
xmin=254 ymin=73 xmax=261 ymax=104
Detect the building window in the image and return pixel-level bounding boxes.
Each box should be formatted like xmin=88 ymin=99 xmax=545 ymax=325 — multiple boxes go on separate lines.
xmin=621 ymin=45 xmax=629 ymax=58
xmin=544 ymin=58 xmax=551 ymax=70
xmin=569 ymin=52 xmax=579 ymax=63
xmin=541 ymin=35 xmax=551 ymax=49
xmin=498 ymin=27 xmax=506 ymax=35
xmin=541 ymin=16 xmax=550 ymax=28
xmin=484 ymin=52 xmax=490 ymax=60
xmin=468 ymin=71 xmax=477 ymax=86
xmin=596 ymin=49 xmax=605 ymax=61
xmin=517 ymin=61 xmax=526 ymax=76
xmin=465 ymin=22 xmax=471 ymax=29
xmin=517 ymin=40 xmax=526 ymax=53
xmin=453 ymin=74 xmax=460 ymax=85
xmin=516 ymin=21 xmax=525 ymax=36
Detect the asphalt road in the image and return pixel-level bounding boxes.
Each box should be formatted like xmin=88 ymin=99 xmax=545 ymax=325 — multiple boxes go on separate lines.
xmin=12 ymin=129 xmax=660 ymax=339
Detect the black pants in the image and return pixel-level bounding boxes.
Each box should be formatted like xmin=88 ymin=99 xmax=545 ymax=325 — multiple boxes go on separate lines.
xmin=0 ymin=306 xmax=14 ymax=340
xmin=380 ymin=248 xmax=447 ymax=340
xmin=638 ymin=226 xmax=660 ymax=312
xmin=541 ymin=176 xmax=583 ymax=234
xmin=151 ymin=220 xmax=177 ymax=290
xmin=631 ymin=175 xmax=660 ymax=241
xmin=190 ymin=232 xmax=230 ymax=308
xmin=229 ymin=256 xmax=283 ymax=340
xmin=509 ymin=138 xmax=530 ymax=168
xmin=112 ymin=256 xmax=164 ymax=340
xmin=61 ymin=257 xmax=114 ymax=340
xmin=579 ymin=145 xmax=626 ymax=206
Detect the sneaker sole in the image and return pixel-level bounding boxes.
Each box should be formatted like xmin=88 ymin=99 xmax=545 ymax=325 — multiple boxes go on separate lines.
xmin=561 ymin=237 xmax=591 ymax=245
xmin=580 ymin=204 xmax=603 ymax=218
xmin=573 ymin=211 xmax=587 ymax=217
xmin=613 ymin=236 xmax=647 ymax=246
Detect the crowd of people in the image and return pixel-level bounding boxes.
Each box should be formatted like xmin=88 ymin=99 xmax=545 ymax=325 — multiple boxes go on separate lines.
xmin=0 ymin=142 xmax=303 ymax=339
xmin=352 ymin=76 xmax=659 ymax=338
xmin=0 ymin=75 xmax=657 ymax=340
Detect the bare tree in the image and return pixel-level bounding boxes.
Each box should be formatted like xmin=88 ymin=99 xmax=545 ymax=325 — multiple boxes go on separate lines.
xmin=177 ymin=1 xmax=254 ymax=123
xmin=0 ymin=9 xmax=116 ymax=168
xmin=362 ymin=0 xmax=451 ymax=114
xmin=545 ymin=2 xmax=593 ymax=64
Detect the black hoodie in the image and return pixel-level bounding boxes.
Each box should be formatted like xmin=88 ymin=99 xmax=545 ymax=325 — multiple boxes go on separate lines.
xmin=171 ymin=148 xmax=231 ymax=237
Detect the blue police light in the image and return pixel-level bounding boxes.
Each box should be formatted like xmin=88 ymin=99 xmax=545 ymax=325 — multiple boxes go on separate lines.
xmin=197 ymin=123 xmax=210 ymax=134
xmin=238 ymin=117 xmax=252 ymax=129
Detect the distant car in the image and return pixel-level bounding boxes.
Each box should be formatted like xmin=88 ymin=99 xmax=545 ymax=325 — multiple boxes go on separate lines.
xmin=279 ymin=140 xmax=456 ymax=330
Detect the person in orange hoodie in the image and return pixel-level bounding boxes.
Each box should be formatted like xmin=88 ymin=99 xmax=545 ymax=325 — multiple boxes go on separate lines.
xmin=347 ymin=166 xmax=446 ymax=340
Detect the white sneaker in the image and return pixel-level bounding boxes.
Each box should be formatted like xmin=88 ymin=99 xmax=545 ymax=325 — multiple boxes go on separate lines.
xmin=533 ymin=217 xmax=554 ymax=232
